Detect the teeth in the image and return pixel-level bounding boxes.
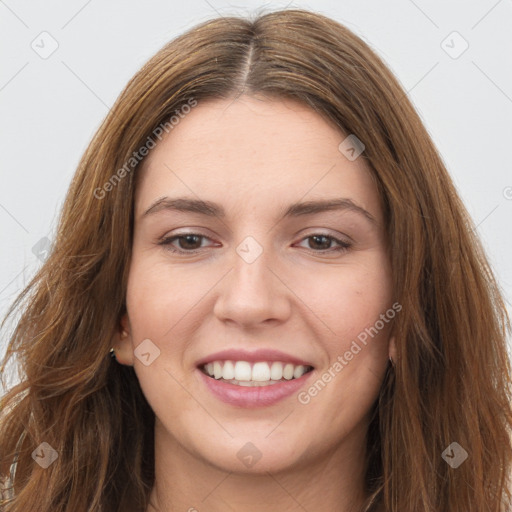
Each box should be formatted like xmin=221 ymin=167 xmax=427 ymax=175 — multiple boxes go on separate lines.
xmin=234 ymin=361 xmax=252 ymax=381
xmin=283 ymin=363 xmax=295 ymax=380
xmin=213 ymin=361 xmax=223 ymax=379
xmin=202 ymin=360 xmax=312 ymax=383
xmin=252 ymin=362 xmax=271 ymax=381
xmin=270 ymin=362 xmax=283 ymax=380
xmin=222 ymin=360 xmax=235 ymax=380
xmin=235 ymin=379 xmax=280 ymax=387
xmin=293 ymin=365 xmax=306 ymax=379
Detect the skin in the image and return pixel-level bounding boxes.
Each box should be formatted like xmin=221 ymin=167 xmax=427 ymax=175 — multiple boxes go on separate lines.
xmin=113 ymin=95 xmax=396 ymax=512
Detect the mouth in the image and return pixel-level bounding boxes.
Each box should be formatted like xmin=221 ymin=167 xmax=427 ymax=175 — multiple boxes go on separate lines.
xmin=198 ymin=360 xmax=315 ymax=387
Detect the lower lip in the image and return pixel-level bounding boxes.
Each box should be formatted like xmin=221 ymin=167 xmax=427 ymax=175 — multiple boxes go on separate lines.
xmin=196 ymin=368 xmax=315 ymax=408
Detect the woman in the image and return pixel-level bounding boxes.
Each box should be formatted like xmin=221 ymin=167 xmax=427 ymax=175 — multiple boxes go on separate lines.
xmin=1 ymin=8 xmax=511 ymax=512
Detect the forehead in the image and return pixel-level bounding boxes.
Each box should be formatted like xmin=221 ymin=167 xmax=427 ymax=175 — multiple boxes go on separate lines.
xmin=134 ymin=96 xmax=381 ymax=223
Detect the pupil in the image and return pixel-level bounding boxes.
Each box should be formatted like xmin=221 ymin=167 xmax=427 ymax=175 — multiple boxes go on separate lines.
xmin=311 ymin=235 xmax=330 ymax=250
xmin=181 ymin=235 xmax=200 ymax=249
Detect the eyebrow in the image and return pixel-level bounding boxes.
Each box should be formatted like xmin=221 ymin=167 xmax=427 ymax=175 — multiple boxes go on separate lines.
xmin=141 ymin=196 xmax=377 ymax=225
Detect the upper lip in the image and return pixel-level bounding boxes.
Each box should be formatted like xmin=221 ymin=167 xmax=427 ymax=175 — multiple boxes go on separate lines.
xmin=195 ymin=348 xmax=314 ymax=368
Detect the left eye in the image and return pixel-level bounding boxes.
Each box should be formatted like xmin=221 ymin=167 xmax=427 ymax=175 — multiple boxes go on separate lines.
xmin=158 ymin=233 xmax=351 ymax=254
xmin=158 ymin=234 xmax=214 ymax=252
xmin=296 ymin=234 xmax=351 ymax=252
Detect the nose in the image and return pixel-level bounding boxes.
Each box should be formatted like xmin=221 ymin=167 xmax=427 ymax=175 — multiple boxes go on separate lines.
xmin=212 ymin=241 xmax=292 ymax=328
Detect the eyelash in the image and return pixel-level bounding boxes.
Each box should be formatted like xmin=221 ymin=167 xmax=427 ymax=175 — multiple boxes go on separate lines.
xmin=157 ymin=232 xmax=352 ymax=255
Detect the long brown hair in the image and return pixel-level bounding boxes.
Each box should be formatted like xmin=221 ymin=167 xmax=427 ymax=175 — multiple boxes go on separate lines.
xmin=1 ymin=8 xmax=511 ymax=512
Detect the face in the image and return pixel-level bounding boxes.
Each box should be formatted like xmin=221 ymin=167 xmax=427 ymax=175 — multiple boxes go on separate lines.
xmin=115 ymin=95 xmax=396 ymax=474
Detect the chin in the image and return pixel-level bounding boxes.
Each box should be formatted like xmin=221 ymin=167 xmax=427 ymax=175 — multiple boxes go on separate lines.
xmin=188 ymin=432 xmax=308 ymax=475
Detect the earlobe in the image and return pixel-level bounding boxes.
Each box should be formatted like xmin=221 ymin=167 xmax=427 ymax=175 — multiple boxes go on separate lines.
xmin=111 ymin=314 xmax=135 ymax=366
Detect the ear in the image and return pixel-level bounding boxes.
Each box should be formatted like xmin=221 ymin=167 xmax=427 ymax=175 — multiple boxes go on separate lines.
xmin=388 ymin=336 xmax=397 ymax=364
xmin=111 ymin=313 xmax=135 ymax=366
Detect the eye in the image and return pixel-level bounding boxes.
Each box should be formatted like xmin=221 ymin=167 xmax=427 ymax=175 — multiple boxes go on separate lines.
xmin=294 ymin=234 xmax=352 ymax=253
xmin=158 ymin=232 xmax=352 ymax=255
xmin=158 ymin=233 xmax=215 ymax=253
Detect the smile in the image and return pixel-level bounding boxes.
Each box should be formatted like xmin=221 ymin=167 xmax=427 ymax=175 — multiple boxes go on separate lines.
xmin=196 ymin=360 xmax=315 ymax=408
xmin=200 ymin=360 xmax=314 ymax=386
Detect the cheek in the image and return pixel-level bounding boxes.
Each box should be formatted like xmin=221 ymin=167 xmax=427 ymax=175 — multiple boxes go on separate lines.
xmin=126 ymin=257 xmax=206 ymax=336
xmin=297 ymin=269 xmax=393 ymax=437
xmin=125 ymin=260 xmax=201 ymax=417
xmin=331 ymin=281 xmax=392 ymax=346
xmin=298 ymin=254 xmax=394 ymax=414
xmin=127 ymin=247 xmax=393 ymax=354
xmin=297 ymin=254 xmax=393 ymax=341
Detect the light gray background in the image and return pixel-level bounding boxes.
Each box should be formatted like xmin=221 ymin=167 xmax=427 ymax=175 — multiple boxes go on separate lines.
xmin=1 ymin=0 xmax=511 ymax=385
